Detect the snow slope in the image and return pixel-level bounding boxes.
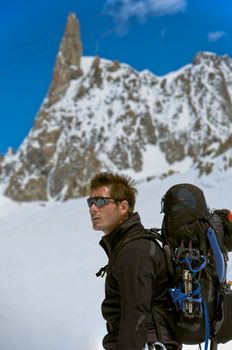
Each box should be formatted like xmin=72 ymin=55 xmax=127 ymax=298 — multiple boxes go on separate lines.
xmin=0 ymin=169 xmax=232 ymax=350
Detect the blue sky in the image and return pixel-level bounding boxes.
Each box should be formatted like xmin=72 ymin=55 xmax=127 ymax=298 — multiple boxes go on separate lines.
xmin=0 ymin=0 xmax=231 ymax=155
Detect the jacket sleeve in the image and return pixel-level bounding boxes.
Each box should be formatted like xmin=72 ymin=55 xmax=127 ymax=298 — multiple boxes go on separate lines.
xmin=113 ymin=242 xmax=159 ymax=350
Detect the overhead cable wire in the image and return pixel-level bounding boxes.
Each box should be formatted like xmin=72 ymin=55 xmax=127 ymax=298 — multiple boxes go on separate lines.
xmin=0 ymin=41 xmax=59 ymax=72
xmin=0 ymin=50 xmax=56 ymax=77
xmin=0 ymin=29 xmax=62 ymax=76
xmin=0 ymin=29 xmax=62 ymax=57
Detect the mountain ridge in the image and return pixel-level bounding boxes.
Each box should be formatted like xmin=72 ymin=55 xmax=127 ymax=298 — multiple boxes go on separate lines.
xmin=0 ymin=13 xmax=232 ymax=201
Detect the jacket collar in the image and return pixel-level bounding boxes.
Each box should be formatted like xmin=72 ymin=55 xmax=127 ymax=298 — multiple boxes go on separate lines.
xmin=99 ymin=212 xmax=144 ymax=257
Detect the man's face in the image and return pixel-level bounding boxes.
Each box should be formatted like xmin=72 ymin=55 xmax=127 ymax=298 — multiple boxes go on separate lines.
xmin=88 ymin=186 xmax=128 ymax=235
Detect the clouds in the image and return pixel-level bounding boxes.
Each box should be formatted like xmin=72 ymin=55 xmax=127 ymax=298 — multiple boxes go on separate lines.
xmin=103 ymin=0 xmax=187 ymax=34
xmin=208 ymin=31 xmax=226 ymax=42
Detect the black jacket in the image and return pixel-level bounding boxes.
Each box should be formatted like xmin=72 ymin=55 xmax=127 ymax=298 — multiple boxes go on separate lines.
xmin=99 ymin=212 xmax=180 ymax=350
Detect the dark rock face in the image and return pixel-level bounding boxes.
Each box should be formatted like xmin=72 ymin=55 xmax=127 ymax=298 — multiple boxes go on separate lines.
xmin=1 ymin=15 xmax=232 ymax=201
xmin=46 ymin=13 xmax=83 ymax=107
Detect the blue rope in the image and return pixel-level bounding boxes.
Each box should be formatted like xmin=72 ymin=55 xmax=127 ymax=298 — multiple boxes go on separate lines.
xmin=169 ymin=284 xmax=202 ymax=312
xmin=180 ymin=255 xmax=207 ymax=273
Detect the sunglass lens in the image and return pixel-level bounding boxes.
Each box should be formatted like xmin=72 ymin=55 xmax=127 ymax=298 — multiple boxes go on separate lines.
xmin=96 ymin=198 xmax=106 ymax=207
xmin=87 ymin=197 xmax=109 ymax=208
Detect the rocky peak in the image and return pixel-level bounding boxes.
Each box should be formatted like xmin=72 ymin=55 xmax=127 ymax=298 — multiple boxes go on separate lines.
xmin=1 ymin=14 xmax=232 ymax=202
xmin=46 ymin=13 xmax=83 ymax=107
xmin=192 ymin=52 xmax=232 ymax=70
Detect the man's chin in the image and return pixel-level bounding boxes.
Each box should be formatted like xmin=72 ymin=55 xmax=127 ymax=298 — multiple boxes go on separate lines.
xmin=92 ymin=224 xmax=103 ymax=231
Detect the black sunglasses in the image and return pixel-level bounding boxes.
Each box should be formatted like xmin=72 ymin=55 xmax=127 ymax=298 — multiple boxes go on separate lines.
xmin=87 ymin=196 xmax=116 ymax=208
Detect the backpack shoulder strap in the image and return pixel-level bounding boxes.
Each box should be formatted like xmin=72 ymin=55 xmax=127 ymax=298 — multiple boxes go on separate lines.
xmin=111 ymin=228 xmax=164 ymax=265
xmin=96 ymin=229 xmax=164 ymax=277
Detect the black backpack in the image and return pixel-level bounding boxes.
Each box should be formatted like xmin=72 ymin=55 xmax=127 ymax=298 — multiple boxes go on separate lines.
xmin=159 ymin=183 xmax=232 ymax=349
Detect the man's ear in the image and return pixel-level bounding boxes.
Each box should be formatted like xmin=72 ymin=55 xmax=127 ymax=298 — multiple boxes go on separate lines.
xmin=119 ymin=200 xmax=129 ymax=214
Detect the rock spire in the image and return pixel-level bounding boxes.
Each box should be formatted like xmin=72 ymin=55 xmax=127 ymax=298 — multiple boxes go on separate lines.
xmin=46 ymin=13 xmax=83 ymax=107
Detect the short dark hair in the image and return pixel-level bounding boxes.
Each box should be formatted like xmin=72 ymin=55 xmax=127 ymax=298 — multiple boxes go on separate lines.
xmin=90 ymin=172 xmax=137 ymax=215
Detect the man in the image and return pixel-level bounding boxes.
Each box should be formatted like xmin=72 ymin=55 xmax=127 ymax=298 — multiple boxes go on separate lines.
xmin=87 ymin=172 xmax=181 ymax=350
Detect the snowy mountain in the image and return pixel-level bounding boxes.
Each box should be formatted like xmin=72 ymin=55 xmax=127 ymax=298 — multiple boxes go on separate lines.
xmin=1 ymin=11 xmax=232 ymax=350
xmin=1 ymin=13 xmax=232 ymax=201
xmin=0 ymin=169 xmax=232 ymax=350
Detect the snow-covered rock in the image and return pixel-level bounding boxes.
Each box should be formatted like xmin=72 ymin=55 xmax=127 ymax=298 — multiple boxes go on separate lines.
xmin=1 ymin=14 xmax=232 ymax=201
